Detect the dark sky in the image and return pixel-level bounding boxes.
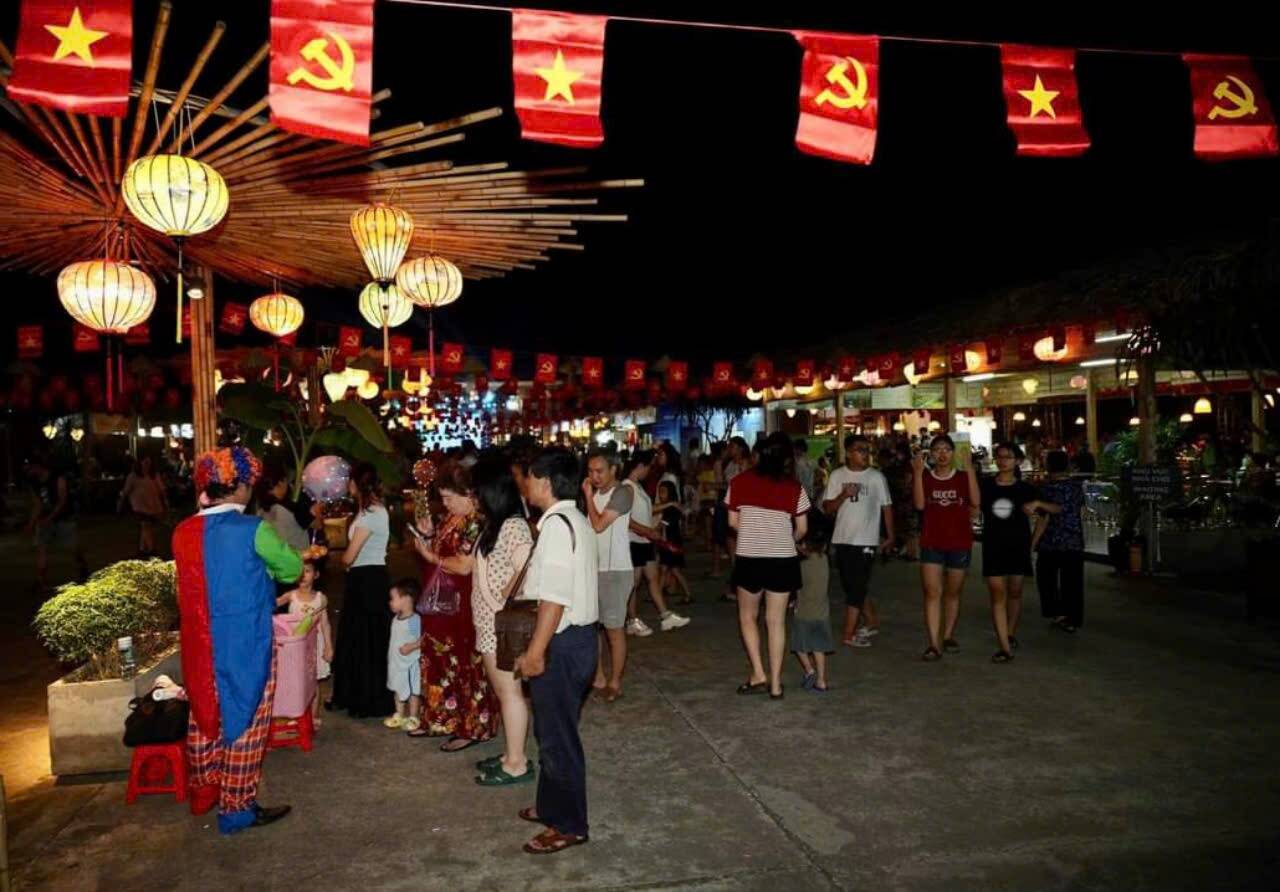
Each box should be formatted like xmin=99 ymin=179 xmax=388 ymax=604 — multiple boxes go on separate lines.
xmin=2 ymin=1 xmax=1278 ymax=371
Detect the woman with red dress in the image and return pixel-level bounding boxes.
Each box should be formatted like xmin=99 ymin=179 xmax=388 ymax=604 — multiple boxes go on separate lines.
xmin=408 ymin=462 xmax=498 ymax=751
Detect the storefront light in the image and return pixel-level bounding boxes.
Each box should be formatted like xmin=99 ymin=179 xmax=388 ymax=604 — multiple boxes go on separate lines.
xmin=1179 ymin=413 xmax=1193 ymax=423
xmin=785 ymin=408 xmax=797 ymax=418
xmin=150 ymin=426 xmax=164 ymax=438
xmin=1129 ymin=416 xmax=1141 ymax=426
xmin=1012 ymin=411 xmax=1026 ymax=422
xmin=1030 ymin=418 xmax=1042 ymax=428
xmin=1075 ymin=416 xmax=1085 ymax=425
xmin=137 ymin=426 xmax=148 ymax=438
xmin=181 ymin=423 xmax=194 ymax=439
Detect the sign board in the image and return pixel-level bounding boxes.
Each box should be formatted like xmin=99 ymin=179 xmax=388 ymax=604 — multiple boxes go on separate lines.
xmin=1123 ymin=465 xmax=1180 ymax=502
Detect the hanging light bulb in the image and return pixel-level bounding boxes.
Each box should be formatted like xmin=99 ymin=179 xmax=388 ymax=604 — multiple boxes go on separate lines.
xmin=1129 ymin=416 xmax=1141 ymax=426
xmin=785 ymin=408 xmax=797 ymax=418
xmin=1075 ymin=416 xmax=1085 ymax=425
xmin=70 ymin=427 xmax=85 ymax=442
xmin=1013 ymin=411 xmax=1027 ymax=422
xmin=1179 ymin=412 xmax=1193 ymax=423
xmin=1031 ymin=418 xmax=1042 ymax=428
xmin=1193 ymin=397 xmax=1212 ymax=415
xmin=42 ymin=422 xmax=58 ymax=439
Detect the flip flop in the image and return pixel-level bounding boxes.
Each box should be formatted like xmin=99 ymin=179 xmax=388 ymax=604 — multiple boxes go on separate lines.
xmin=518 ymin=807 xmax=546 ymax=824
xmin=440 ymin=735 xmax=486 ymax=752
xmin=922 ymin=646 xmax=942 ymax=662
xmin=523 ymin=827 xmax=589 ymax=855
xmin=991 ymin=650 xmax=1014 ymax=664
xmin=736 ymin=681 xmax=768 ymax=695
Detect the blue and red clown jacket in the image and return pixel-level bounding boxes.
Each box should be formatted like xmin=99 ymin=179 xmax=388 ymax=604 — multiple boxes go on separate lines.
xmin=174 ymin=506 xmax=303 ymax=743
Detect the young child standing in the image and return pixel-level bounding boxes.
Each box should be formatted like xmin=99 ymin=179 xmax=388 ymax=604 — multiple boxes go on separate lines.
xmin=791 ymin=517 xmax=834 ymax=693
xmin=385 ymin=578 xmax=422 ymax=732
xmin=654 ymin=480 xmax=693 ymax=604
xmin=276 ymin=560 xmax=333 ymax=723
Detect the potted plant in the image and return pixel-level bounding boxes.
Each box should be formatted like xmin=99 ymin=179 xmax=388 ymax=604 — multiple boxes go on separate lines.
xmin=34 ymin=560 xmax=184 ymax=776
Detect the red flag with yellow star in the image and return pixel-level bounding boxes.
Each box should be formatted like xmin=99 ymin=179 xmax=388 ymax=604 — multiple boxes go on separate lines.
xmin=269 ymin=0 xmax=375 ymax=146
xmin=1000 ymin=45 xmax=1089 ymax=157
xmin=1183 ymin=55 xmax=1278 ymax=160
xmin=793 ymin=32 xmax=879 ymax=165
xmin=6 ymin=0 xmax=132 ymax=116
xmin=511 ymin=9 xmax=607 ymax=148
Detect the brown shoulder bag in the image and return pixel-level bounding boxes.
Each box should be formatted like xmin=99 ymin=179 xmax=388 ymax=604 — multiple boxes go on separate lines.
xmin=494 ymin=514 xmax=575 ymax=672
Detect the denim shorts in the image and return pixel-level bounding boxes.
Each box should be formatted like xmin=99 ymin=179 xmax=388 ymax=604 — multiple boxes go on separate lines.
xmin=920 ymin=547 xmax=971 ymax=570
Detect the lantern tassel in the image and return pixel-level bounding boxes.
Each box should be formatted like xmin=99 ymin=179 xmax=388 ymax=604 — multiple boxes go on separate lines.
xmin=428 ymin=311 xmax=435 ymax=379
xmin=174 ymin=238 xmax=185 ymax=345
xmin=106 ymin=338 xmax=113 ymax=413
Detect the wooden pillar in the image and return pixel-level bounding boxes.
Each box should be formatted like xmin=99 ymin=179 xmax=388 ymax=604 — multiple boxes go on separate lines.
xmin=1250 ymin=387 xmax=1266 ymax=454
xmin=1137 ymin=353 xmax=1157 ymax=465
xmin=189 ymin=267 xmax=218 ymax=455
xmin=1085 ymin=369 xmax=1099 ymax=457
xmin=834 ymin=393 xmax=845 ymax=465
xmin=763 ymin=398 xmax=773 ymax=435
xmin=943 ymin=377 xmax=957 ymax=433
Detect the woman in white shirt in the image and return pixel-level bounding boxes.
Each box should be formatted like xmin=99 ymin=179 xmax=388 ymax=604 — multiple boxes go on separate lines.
xmin=329 ymin=463 xmax=393 ymax=718
xmin=118 ymin=456 xmax=168 ymax=557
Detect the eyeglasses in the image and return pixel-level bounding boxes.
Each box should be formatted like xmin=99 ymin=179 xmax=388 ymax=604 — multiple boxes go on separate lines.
xmin=850 ymin=445 xmax=870 ymax=453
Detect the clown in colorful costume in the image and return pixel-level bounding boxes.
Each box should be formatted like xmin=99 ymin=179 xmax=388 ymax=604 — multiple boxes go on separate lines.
xmin=175 ymin=447 xmax=302 ymax=834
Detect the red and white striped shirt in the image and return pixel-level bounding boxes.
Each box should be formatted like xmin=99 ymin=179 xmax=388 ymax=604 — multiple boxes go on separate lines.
xmin=725 ymin=470 xmax=810 ymax=558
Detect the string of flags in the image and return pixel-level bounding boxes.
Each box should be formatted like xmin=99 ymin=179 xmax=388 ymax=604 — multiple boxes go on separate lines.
xmin=4 ymin=1 xmax=1276 ymax=159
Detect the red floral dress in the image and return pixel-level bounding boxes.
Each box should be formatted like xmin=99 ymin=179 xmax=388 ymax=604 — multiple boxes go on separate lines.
xmin=418 ymin=512 xmax=497 ymax=740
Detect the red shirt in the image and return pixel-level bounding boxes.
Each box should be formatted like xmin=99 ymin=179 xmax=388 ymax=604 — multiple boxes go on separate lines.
xmin=920 ymin=469 xmax=974 ymax=551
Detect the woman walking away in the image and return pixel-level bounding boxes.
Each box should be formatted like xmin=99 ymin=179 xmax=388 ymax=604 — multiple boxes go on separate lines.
xmin=978 ymin=443 xmax=1044 ymax=663
xmin=653 ymin=480 xmax=693 ymax=604
xmin=792 ymin=514 xmax=834 ymax=693
xmin=1033 ymin=450 xmax=1084 ymax=633
xmin=119 ymin=455 xmax=168 ymax=557
xmin=470 ymin=456 xmax=536 ymax=785
xmin=330 ymin=463 xmax=394 ymax=718
xmin=622 ymin=451 xmax=691 ymax=635
xmin=729 ymin=431 xmax=810 ymax=699
xmin=409 ymin=462 xmax=498 ymax=750
xmin=913 ymin=435 xmax=980 ymax=662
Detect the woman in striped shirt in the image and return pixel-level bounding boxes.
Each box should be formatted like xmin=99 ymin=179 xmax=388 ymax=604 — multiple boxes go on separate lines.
xmin=727 ymin=432 xmax=810 ymax=699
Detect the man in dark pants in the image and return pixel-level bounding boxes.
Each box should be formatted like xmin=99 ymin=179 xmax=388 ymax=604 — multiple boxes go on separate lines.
xmin=515 ymin=448 xmax=600 ymax=854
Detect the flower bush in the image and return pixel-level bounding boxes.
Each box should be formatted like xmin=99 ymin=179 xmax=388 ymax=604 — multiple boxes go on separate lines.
xmin=33 ymin=559 xmax=178 ymax=679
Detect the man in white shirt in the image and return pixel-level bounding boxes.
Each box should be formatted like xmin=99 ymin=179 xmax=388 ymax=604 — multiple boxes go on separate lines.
xmin=515 ymin=449 xmax=599 ymax=854
xmin=823 ymin=434 xmax=894 ymax=648
xmin=582 ymin=448 xmax=633 ymax=701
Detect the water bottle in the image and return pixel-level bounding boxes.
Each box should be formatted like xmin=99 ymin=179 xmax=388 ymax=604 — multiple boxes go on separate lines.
xmin=118 ymin=636 xmax=137 ymax=680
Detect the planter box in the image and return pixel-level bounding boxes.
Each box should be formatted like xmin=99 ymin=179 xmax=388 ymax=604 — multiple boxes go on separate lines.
xmin=47 ymin=644 xmax=182 ymax=777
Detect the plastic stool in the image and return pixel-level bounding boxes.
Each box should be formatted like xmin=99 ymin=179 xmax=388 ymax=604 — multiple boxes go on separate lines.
xmin=267 ymin=711 xmax=314 ymax=753
xmin=125 ymin=743 xmax=188 ymax=804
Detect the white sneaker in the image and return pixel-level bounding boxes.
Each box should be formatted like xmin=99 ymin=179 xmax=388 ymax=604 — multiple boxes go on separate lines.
xmin=851 ymin=629 xmax=873 ymax=648
xmin=626 ymin=617 xmax=653 ymax=637
xmin=861 ymin=627 xmax=880 ymax=637
xmin=659 ymin=612 xmax=691 ymax=632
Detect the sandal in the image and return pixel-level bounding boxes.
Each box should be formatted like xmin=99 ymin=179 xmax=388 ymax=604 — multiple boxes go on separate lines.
xmin=736 ymin=681 xmax=768 ymax=695
xmin=800 ymin=671 xmax=816 ymax=691
xmin=943 ymin=638 xmax=960 ymax=654
xmin=476 ymin=755 xmax=502 ymax=772
xmin=991 ymin=650 xmax=1014 ymax=664
xmin=523 ymin=827 xmax=589 ymax=855
xmin=602 ymin=686 xmax=623 ymax=703
xmin=441 ymin=736 xmax=485 ymax=753
xmin=769 ymin=686 xmax=784 ymax=700
xmin=407 ymin=725 xmax=443 ymax=739
xmin=922 ymin=646 xmax=942 ymax=662
xmin=518 ymin=807 xmax=546 ymax=825
xmin=1009 ymin=635 xmax=1020 ymax=651
xmin=477 ymin=761 xmax=535 ymax=786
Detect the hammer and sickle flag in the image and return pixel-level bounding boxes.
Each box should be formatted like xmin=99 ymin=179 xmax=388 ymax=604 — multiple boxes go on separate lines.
xmin=1000 ymin=45 xmax=1090 ymax=157
xmin=270 ymin=0 xmax=374 ymax=146
xmin=1184 ymin=55 xmax=1277 ymax=160
xmin=793 ymin=31 xmax=879 ymax=165
xmin=512 ymin=10 xmax=608 ymax=148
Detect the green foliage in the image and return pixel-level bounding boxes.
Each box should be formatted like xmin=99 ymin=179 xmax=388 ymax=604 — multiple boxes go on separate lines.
xmin=33 ymin=560 xmax=177 ymax=667
xmin=1099 ymin=420 xmax=1182 ymax=476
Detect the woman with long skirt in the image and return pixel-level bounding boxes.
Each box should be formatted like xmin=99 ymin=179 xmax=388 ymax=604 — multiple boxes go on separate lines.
xmin=329 ymin=463 xmax=394 ymax=719
xmin=408 ymin=461 xmax=499 ymax=751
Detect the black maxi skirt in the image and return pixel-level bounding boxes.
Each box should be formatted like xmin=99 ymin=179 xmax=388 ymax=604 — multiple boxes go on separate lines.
xmin=330 ymin=564 xmax=394 ymax=718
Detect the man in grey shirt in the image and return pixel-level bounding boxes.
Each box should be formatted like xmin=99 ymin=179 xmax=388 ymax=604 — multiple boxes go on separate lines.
xmin=582 ymin=448 xmax=634 ymax=702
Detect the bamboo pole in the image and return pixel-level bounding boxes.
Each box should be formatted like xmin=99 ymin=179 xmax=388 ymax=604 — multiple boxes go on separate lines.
xmin=117 ymin=0 xmax=173 ymax=215
xmin=190 ymin=98 xmax=268 ymax=158
xmin=166 ymin=41 xmax=269 ymax=154
xmin=144 ymin=22 xmax=226 ymax=158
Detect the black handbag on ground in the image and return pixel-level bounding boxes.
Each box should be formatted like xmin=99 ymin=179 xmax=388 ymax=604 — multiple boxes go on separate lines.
xmin=123 ymin=688 xmax=190 ymax=747
xmin=494 ymin=513 xmax=575 ymax=673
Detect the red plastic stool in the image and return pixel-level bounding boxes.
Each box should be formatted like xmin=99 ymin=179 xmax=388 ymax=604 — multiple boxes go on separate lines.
xmin=125 ymin=742 xmax=188 ymax=804
xmin=267 ymin=711 xmax=314 ymax=753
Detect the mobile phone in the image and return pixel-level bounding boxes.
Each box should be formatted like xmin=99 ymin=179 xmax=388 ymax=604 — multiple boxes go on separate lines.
xmin=407 ymin=523 xmax=430 ymax=540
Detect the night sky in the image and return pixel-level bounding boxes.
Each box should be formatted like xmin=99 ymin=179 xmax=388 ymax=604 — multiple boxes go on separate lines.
xmin=2 ymin=1 xmax=1277 ymax=370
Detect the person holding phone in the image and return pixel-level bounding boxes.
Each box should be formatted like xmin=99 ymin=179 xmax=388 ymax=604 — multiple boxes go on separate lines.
xmin=822 ymin=434 xmax=894 ymax=647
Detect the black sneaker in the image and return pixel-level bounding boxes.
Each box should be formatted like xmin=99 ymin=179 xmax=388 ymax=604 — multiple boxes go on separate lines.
xmin=250 ymin=804 xmax=292 ymax=828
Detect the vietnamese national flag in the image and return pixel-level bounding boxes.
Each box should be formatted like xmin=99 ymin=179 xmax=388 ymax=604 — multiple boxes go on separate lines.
xmin=1183 ymin=55 xmax=1278 ymax=160
xmin=490 ymin=348 xmax=513 ymax=381
xmin=6 ymin=0 xmax=133 ymax=117
xmin=124 ymin=323 xmax=149 ymax=346
xmin=73 ymin=323 xmax=100 ymax=353
xmin=219 ymin=302 xmax=248 ymax=336
xmin=1000 ymin=45 xmax=1090 ymax=157
xmin=389 ymin=335 xmax=412 ymax=369
xmin=18 ymin=325 xmax=44 ymax=359
xmin=582 ymin=357 xmax=604 ymax=389
xmin=440 ymin=343 xmax=465 ymax=374
xmin=512 ymin=9 xmax=607 ymax=148
xmin=666 ymin=361 xmax=688 ymax=392
xmin=836 ymin=356 xmax=858 ymax=383
xmin=338 ymin=325 xmax=363 ymax=358
xmin=948 ymin=346 xmax=968 ymax=375
xmin=986 ymin=341 xmax=1003 ymax=366
xmin=793 ymin=31 xmax=879 ymax=165
xmin=534 ymin=353 xmax=558 ymax=384
xmin=623 ymin=360 xmax=645 ymax=391
xmin=269 ymin=0 xmax=374 ymax=145
xmin=911 ymin=349 xmax=931 ymax=377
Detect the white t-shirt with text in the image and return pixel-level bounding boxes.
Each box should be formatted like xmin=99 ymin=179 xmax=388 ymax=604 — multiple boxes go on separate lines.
xmin=823 ymin=466 xmax=892 ymax=547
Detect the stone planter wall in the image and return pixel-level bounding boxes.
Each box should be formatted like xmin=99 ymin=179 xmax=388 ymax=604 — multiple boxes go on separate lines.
xmin=47 ymin=645 xmax=182 ymax=777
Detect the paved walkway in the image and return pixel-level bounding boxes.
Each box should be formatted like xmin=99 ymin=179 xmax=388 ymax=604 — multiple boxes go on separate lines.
xmin=4 ymin=517 xmax=1280 ymax=891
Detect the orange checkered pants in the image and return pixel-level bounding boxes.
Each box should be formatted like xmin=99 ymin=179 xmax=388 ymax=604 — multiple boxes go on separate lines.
xmin=187 ymin=660 xmax=276 ymax=830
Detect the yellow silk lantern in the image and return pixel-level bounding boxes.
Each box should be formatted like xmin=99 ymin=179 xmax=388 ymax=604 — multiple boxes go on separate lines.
xmin=57 ymin=259 xmax=156 ymax=333
xmin=350 ymin=204 xmax=414 ymax=284
xmin=396 ymin=255 xmax=463 ymax=309
xmin=249 ymin=293 xmax=304 ymax=338
xmin=359 ymin=283 xmax=413 ymax=328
